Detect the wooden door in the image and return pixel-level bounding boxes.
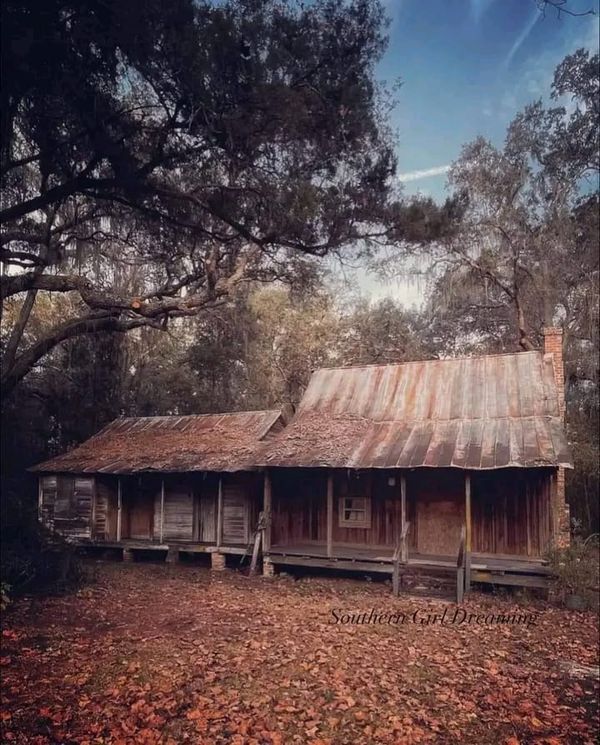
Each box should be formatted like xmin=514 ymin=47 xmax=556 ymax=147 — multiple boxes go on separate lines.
xmin=163 ymin=488 xmax=194 ymax=541
xmin=129 ymin=491 xmax=154 ymax=539
xmin=222 ymin=482 xmax=249 ymax=545
xmin=417 ymin=496 xmax=464 ymax=555
xmin=408 ymin=470 xmax=465 ymax=557
xmin=199 ymin=492 xmax=216 ymax=543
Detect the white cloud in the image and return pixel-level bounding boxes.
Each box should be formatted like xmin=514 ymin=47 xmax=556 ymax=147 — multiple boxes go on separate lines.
xmin=397 ymin=164 xmax=451 ymax=183
xmin=513 ymin=14 xmax=599 ymax=104
xmin=504 ymin=7 xmax=541 ymax=67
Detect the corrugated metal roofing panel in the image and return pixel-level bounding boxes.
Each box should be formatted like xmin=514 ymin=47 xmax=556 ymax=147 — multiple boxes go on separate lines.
xmin=262 ymin=415 xmax=571 ymax=469
xmin=31 ymin=410 xmax=285 ymax=474
xmin=261 ymin=350 xmax=573 ymax=469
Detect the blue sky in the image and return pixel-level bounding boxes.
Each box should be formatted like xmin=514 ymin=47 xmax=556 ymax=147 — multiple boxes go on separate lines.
xmin=379 ymin=0 xmax=600 ymax=200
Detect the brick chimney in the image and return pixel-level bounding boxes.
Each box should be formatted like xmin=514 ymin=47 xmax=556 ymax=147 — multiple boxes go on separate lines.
xmin=542 ymin=326 xmax=569 ymax=547
xmin=542 ymin=327 xmax=565 ymax=419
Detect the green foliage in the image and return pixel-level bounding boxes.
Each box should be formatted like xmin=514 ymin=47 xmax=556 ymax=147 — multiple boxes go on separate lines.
xmin=338 ymin=298 xmax=428 ymax=366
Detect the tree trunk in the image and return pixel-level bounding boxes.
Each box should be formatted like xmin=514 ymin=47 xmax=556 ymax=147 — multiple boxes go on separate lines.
xmin=515 ymin=296 xmax=535 ymax=351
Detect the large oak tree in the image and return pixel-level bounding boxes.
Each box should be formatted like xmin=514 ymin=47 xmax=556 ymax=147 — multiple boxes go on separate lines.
xmin=1 ymin=0 xmax=429 ymax=398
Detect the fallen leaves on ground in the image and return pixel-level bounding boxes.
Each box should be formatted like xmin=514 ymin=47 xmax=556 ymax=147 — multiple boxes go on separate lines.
xmin=1 ymin=562 xmax=598 ymax=744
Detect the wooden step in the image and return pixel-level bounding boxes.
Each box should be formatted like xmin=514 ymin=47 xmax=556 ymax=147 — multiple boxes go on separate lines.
xmin=471 ymin=569 xmax=551 ymax=588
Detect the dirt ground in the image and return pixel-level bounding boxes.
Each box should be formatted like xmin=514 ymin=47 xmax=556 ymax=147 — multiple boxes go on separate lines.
xmin=1 ymin=561 xmax=598 ymax=744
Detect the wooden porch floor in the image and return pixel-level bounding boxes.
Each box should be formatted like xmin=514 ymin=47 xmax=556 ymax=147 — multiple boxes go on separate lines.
xmin=268 ymin=542 xmax=552 ymax=576
xmin=79 ymin=539 xmax=250 ymax=555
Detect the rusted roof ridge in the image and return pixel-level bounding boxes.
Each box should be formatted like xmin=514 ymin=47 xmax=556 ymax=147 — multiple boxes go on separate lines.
xmin=311 ymin=349 xmax=543 ymax=373
xmin=294 ymin=414 xmax=564 ymax=423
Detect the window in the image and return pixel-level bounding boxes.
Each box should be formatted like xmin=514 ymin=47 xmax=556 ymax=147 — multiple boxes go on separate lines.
xmin=39 ymin=475 xmax=94 ymax=528
xmin=339 ymin=496 xmax=371 ymax=529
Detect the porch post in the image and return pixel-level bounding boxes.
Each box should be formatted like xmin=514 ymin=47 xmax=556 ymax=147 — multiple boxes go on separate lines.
xmin=526 ymin=483 xmax=532 ymax=557
xmin=263 ymin=469 xmax=272 ymax=553
xmin=326 ymin=471 xmax=334 ymax=558
xmin=90 ymin=478 xmax=97 ymax=540
xmin=116 ymin=477 xmax=122 ymax=542
xmin=216 ymin=475 xmax=223 ymax=549
xmin=400 ymin=473 xmax=408 ymax=563
xmin=465 ymin=472 xmax=472 ymax=592
xmin=159 ymin=478 xmax=165 ymax=544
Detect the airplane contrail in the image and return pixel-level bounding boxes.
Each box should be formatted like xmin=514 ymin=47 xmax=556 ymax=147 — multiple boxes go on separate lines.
xmin=397 ymin=165 xmax=451 ymax=183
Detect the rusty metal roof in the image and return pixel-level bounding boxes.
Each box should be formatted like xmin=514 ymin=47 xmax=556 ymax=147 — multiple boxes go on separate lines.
xmin=261 ymin=351 xmax=573 ymax=470
xmin=31 ymin=410 xmax=285 ymax=474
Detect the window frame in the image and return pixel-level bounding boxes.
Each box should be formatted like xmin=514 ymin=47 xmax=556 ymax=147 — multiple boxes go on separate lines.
xmin=338 ymin=495 xmax=371 ymax=529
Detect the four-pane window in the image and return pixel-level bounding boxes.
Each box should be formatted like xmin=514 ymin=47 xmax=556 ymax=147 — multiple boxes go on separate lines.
xmin=339 ymin=496 xmax=371 ymax=528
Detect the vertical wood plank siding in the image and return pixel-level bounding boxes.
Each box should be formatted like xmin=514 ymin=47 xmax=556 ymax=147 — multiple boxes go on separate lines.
xmin=471 ymin=469 xmax=553 ymax=555
xmin=39 ymin=475 xmax=57 ymax=530
xmin=162 ymin=479 xmax=194 ymax=541
xmin=199 ymin=474 xmax=218 ymax=542
xmin=39 ymin=475 xmax=94 ymax=539
xmin=270 ymin=467 xmax=554 ymax=558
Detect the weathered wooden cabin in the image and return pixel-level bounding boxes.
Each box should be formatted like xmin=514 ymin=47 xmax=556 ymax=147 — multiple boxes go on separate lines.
xmin=259 ymin=329 xmax=572 ymax=589
xmin=31 ymin=410 xmax=286 ymax=567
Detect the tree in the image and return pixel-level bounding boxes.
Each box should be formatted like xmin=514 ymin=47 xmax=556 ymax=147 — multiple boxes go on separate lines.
xmin=421 ymin=49 xmax=599 ymax=534
xmin=2 ymin=0 xmax=422 ymax=398
xmin=338 ymin=297 xmax=429 ymax=365
xmin=244 ymin=285 xmax=340 ymax=408
xmin=424 ymin=49 xmax=598 ymax=355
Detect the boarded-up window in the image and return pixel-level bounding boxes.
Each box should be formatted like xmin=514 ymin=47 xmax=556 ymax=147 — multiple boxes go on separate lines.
xmin=93 ymin=491 xmax=108 ymax=539
xmin=54 ymin=477 xmax=74 ymax=518
xmin=74 ymin=478 xmax=94 ymax=521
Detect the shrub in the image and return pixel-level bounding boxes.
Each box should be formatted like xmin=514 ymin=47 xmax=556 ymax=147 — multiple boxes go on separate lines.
xmin=0 ymin=478 xmax=86 ymax=597
xmin=547 ymin=536 xmax=600 ymax=609
xmin=1 ymin=582 xmax=10 ymax=611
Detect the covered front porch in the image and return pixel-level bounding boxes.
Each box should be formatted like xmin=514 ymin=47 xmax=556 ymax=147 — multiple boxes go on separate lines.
xmin=95 ymin=471 xmax=262 ymax=548
xmin=263 ymin=467 xmax=557 ymax=591
xmin=39 ymin=470 xmax=264 ymax=567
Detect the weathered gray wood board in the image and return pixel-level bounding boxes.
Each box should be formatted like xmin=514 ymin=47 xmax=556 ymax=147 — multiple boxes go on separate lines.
xmin=39 ymin=474 xmax=93 ymax=539
xmin=222 ymin=482 xmax=249 ymax=544
xmin=163 ymin=487 xmax=194 ymax=541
